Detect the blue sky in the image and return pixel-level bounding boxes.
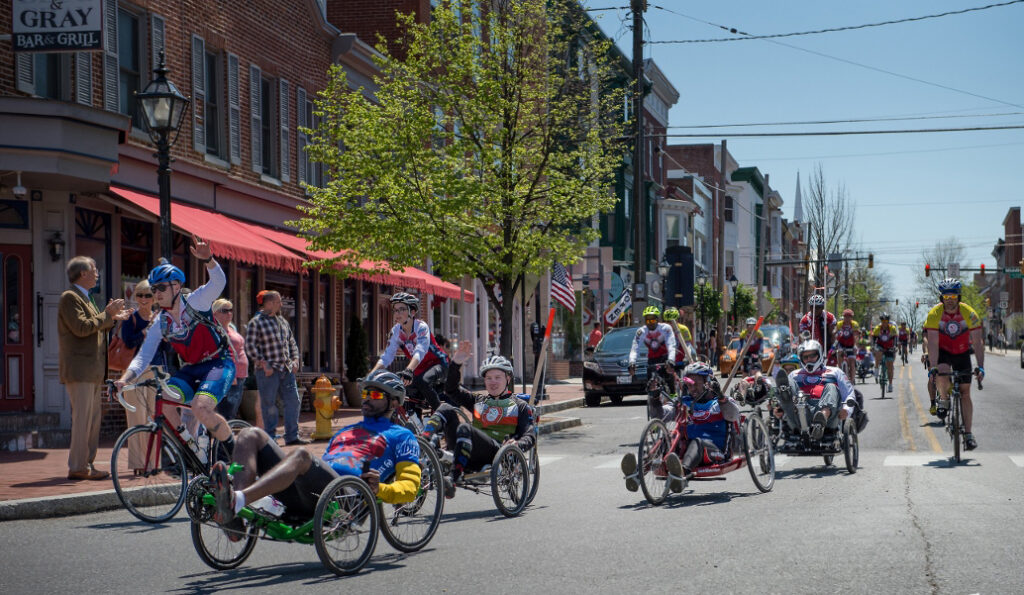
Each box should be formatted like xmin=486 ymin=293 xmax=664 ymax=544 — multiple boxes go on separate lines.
xmin=582 ymin=0 xmax=1024 ymax=303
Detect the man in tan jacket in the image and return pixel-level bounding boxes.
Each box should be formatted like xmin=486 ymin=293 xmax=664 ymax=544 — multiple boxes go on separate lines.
xmin=58 ymin=256 xmax=128 ymax=480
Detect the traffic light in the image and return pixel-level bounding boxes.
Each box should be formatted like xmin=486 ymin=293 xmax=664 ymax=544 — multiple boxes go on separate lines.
xmin=915 ymin=301 xmax=919 ymax=308
xmin=980 ymin=263 xmax=985 ymax=276
xmin=925 ymin=264 xmax=930 ymax=277
xmin=868 ymin=254 xmax=874 ymax=268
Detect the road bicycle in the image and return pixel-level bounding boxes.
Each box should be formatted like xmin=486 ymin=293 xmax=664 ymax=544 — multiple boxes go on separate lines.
xmin=934 ymin=370 xmax=982 ymax=463
xmin=899 ymin=342 xmax=909 ymax=365
xmin=108 ymin=369 xmax=249 ymax=523
xmin=641 ymin=363 xmax=675 ymax=421
xmin=877 ymin=350 xmax=895 ymax=399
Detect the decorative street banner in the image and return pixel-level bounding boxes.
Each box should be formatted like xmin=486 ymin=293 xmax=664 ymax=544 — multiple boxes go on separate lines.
xmin=604 ymin=288 xmax=632 ymax=325
xmin=12 ymin=0 xmax=104 ymax=52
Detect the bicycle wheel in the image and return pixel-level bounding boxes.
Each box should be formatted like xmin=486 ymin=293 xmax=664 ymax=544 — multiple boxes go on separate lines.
xmin=110 ymin=425 xmax=188 ymax=523
xmin=315 ymin=476 xmax=379 ymax=576
xmin=206 ymin=419 xmax=252 ymax=469
xmin=879 ymin=367 xmax=887 ymax=399
xmin=379 ymin=437 xmax=444 ymax=553
xmin=491 ymin=444 xmax=529 ymax=517
xmin=842 ymin=419 xmax=859 ymax=473
xmin=525 ymin=445 xmax=540 ymax=506
xmin=189 ymin=475 xmax=259 ymax=570
xmin=951 ymin=393 xmax=962 ymax=464
xmin=743 ymin=415 xmax=775 ymax=492
xmin=637 ymin=419 xmax=671 ymax=505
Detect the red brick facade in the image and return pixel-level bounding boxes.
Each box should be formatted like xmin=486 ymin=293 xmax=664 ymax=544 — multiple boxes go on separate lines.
xmin=327 ymin=0 xmax=430 ymax=59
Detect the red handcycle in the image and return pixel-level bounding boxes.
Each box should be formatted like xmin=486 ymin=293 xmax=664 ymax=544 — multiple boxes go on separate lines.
xmin=634 ymin=393 xmax=775 ymax=505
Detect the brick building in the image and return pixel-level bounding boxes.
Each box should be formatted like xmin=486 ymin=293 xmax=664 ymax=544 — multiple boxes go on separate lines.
xmin=0 ymin=0 xmax=475 ymax=442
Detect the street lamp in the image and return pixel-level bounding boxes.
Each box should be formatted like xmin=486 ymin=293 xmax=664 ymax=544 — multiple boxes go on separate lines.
xmin=696 ymin=270 xmax=708 ymax=353
xmin=136 ymin=51 xmax=190 ymax=261
xmin=729 ymin=274 xmax=739 ymax=328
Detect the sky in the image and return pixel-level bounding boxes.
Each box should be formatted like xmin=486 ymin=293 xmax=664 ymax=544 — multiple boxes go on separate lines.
xmin=581 ymin=0 xmax=1024 ymax=304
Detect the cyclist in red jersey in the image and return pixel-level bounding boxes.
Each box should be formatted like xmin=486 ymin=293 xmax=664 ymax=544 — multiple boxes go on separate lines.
xmin=799 ymin=294 xmax=837 ymax=353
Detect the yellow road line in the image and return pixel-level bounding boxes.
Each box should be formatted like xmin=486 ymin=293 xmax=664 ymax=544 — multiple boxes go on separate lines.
xmin=896 ymin=366 xmax=916 ymax=451
xmin=906 ymin=367 xmax=943 ymax=453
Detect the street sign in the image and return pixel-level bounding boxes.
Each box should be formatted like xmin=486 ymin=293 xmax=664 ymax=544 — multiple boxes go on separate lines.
xmin=948 ymin=263 xmax=960 ymax=278
xmin=999 ymin=301 xmax=1008 ymax=310
xmin=1000 ymin=291 xmax=1009 ymax=302
xmin=1010 ymin=272 xmax=1024 ymax=279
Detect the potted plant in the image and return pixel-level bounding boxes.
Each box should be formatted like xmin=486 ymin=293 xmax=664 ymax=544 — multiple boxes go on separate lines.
xmin=343 ymin=314 xmax=370 ymax=407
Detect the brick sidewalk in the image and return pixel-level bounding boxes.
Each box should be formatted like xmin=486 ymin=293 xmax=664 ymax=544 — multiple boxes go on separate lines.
xmin=0 ymin=381 xmax=582 ymax=506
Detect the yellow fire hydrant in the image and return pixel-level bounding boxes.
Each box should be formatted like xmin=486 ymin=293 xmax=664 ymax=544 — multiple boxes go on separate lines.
xmin=311 ymin=375 xmax=342 ymax=440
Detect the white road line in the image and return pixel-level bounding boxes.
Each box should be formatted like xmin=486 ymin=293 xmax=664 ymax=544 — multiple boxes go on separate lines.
xmin=538 ymin=455 xmax=565 ymax=467
xmin=884 ymin=455 xmax=948 ymax=466
xmin=596 ymin=457 xmax=625 ymax=469
xmin=1009 ymin=455 xmax=1024 ymax=467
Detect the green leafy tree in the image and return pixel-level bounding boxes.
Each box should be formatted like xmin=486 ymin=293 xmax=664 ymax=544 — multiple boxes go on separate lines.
xmin=960 ymin=282 xmax=988 ymax=321
xmin=731 ymin=284 xmax=758 ymax=324
xmin=297 ymin=0 xmax=627 ymax=356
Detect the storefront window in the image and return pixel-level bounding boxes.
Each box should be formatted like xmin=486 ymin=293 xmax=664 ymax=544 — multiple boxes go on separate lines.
xmin=75 ymin=208 xmax=111 ymax=305
xmin=301 ymin=277 xmax=312 ymax=369
xmin=120 ymin=218 xmax=152 ymax=299
xmin=266 ymin=273 xmax=298 ymax=337
xmin=5 ymin=255 xmax=23 ymax=345
xmin=236 ymin=267 xmax=254 ymax=329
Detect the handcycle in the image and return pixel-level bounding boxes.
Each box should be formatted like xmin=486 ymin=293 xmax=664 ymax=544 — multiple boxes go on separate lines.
xmin=933 ymin=370 xmax=981 ymax=464
xmin=107 ymin=369 xmax=250 ymax=523
xmin=187 ymin=433 xmax=445 ymax=576
xmin=773 ymin=389 xmax=860 ymax=474
xmin=634 ymin=391 xmax=775 ymax=505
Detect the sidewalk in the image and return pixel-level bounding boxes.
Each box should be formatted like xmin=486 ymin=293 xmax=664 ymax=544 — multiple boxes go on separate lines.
xmin=0 ymin=381 xmax=583 ymax=521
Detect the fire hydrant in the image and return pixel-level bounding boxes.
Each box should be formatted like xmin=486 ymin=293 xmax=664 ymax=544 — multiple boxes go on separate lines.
xmin=311 ymin=375 xmax=342 ymax=440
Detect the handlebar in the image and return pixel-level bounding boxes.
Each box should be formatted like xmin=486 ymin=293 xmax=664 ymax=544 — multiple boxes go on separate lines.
xmin=106 ymin=367 xmax=174 ymax=413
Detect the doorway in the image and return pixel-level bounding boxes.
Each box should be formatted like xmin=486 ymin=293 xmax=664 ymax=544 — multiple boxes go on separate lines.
xmin=1 ymin=245 xmax=34 ymax=411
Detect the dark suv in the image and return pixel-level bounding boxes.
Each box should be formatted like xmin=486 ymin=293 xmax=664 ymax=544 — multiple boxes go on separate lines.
xmin=582 ymin=326 xmax=648 ymax=407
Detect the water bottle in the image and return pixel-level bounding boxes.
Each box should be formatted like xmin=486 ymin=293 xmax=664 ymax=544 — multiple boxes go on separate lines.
xmin=177 ymin=426 xmax=207 ymax=464
xmin=250 ymin=495 xmax=286 ymax=518
xmin=196 ymin=432 xmax=210 ymax=465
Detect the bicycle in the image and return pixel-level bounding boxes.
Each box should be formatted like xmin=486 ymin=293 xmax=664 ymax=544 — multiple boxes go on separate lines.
xmin=107 ymin=369 xmax=249 ymax=523
xmin=640 ymin=363 xmax=675 ymax=421
xmin=877 ymin=350 xmax=895 ymax=399
xmin=934 ymin=370 xmax=982 ymax=463
xmin=899 ymin=342 xmax=909 ymax=365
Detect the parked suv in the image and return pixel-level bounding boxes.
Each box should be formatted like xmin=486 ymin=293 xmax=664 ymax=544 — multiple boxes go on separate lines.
xmin=582 ymin=326 xmax=648 ymax=407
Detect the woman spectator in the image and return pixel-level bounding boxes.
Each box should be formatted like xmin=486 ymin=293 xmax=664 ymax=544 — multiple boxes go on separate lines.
xmin=212 ymin=299 xmax=256 ymax=424
xmin=120 ymin=280 xmax=160 ymax=473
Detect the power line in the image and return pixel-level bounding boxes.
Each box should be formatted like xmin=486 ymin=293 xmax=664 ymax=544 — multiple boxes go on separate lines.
xmin=658 ymin=124 xmax=1024 ymax=138
xmin=649 ymin=1 xmax=1024 ymax=44
xmin=743 ymin=141 xmax=1024 ymax=162
xmin=669 ymin=111 xmax=1024 ymax=130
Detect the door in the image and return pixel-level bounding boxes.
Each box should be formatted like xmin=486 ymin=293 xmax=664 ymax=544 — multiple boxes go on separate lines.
xmin=0 ymin=245 xmax=33 ymax=411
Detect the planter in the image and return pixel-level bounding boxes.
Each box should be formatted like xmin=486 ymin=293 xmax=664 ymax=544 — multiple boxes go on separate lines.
xmin=342 ymin=381 xmax=362 ymax=408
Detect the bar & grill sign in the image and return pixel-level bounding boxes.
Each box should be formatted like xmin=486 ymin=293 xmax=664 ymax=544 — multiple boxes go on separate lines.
xmin=12 ymin=0 xmax=104 ymax=52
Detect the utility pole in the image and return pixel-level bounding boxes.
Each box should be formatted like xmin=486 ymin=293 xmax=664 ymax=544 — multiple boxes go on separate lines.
xmin=718 ymin=139 xmax=728 ymax=348
xmin=756 ymin=173 xmax=769 ymax=315
xmin=630 ymin=0 xmax=646 ymax=319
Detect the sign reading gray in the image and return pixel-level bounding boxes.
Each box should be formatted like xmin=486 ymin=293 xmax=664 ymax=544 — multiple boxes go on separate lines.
xmin=12 ymin=0 xmax=104 ymax=52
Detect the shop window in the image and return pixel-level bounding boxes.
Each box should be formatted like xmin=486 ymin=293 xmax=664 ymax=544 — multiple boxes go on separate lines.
xmin=5 ymin=255 xmax=23 ymax=346
xmin=117 ymin=8 xmax=143 ymax=129
xmin=33 ymin=53 xmax=71 ymax=100
xmin=0 ymin=201 xmax=30 ymax=229
xmin=120 ymin=218 xmax=153 ymax=281
xmin=236 ymin=267 xmax=254 ymax=328
xmin=205 ymin=50 xmax=224 ymax=158
xmin=260 ymin=76 xmax=279 ymax=178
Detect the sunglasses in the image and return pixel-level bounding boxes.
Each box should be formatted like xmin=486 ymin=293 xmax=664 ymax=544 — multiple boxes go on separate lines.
xmin=135 ymin=293 xmax=153 ymax=299
xmin=152 ymin=283 xmax=171 ymax=293
xmin=218 ymin=308 xmax=233 ymax=313
xmin=361 ymin=389 xmax=388 ymax=401
xmin=644 ymin=317 xmax=658 ymax=322
xmin=941 ymin=293 xmax=959 ymax=299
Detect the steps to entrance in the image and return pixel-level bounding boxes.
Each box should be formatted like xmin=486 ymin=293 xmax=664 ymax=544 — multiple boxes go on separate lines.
xmin=0 ymin=412 xmax=70 ymax=452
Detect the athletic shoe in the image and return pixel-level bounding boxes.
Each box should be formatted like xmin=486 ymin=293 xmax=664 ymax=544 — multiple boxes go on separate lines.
xmin=965 ymin=433 xmax=978 ymax=451
xmin=620 ymin=453 xmax=639 ymax=492
xmin=665 ymin=453 xmax=685 ymax=494
xmin=810 ymin=411 xmax=827 ymax=441
xmin=888 ymin=384 xmax=894 ymax=392
xmin=929 ymin=403 xmax=938 ymax=416
xmin=443 ymin=476 xmax=456 ymax=499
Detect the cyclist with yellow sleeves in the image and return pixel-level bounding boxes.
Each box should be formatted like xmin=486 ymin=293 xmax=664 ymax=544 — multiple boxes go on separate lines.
xmin=871 ymin=314 xmax=899 ymax=393
xmin=663 ymin=307 xmax=694 ymax=365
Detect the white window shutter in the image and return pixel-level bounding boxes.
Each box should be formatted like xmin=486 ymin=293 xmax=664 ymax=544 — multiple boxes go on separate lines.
xmin=279 ymin=79 xmax=290 ymax=182
xmin=16 ymin=54 xmax=34 ymax=94
xmin=192 ymin=35 xmax=206 ymax=154
xmin=227 ymin=53 xmax=241 ymax=165
xmin=149 ymin=14 xmax=165 ymax=74
xmin=102 ymin=0 xmax=119 ymax=112
xmin=75 ymin=53 xmax=93 ymax=105
xmin=250 ymin=64 xmax=262 ymax=173
xmin=296 ymin=86 xmax=307 ymax=186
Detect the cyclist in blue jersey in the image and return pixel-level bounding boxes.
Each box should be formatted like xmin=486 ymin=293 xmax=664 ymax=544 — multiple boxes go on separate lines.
xmin=371 ymin=292 xmax=449 ymax=410
xmin=210 ymin=370 xmax=421 ymax=538
xmin=114 ymin=236 xmax=236 ymax=452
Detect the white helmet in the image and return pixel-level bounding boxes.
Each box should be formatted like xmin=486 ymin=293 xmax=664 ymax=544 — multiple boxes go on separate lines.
xmin=808 ymin=294 xmax=826 ymax=308
xmin=479 ymin=354 xmax=514 ymax=377
xmin=798 ymin=339 xmax=824 ymax=373
xmin=745 ymin=317 xmax=757 ymax=326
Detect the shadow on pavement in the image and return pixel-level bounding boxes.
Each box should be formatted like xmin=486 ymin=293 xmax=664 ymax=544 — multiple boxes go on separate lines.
xmin=618 ymin=490 xmax=757 ymax=510
xmin=924 ymin=457 xmax=980 ymax=468
xmin=775 ymin=465 xmax=849 ymax=480
xmin=439 ymin=508 xmax=525 ymax=524
xmin=172 ymin=557 xmax=408 ymax=593
xmin=83 ymin=516 xmax=189 ymax=533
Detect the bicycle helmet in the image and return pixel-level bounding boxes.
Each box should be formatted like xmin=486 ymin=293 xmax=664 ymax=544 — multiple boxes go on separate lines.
xmin=937 ymin=278 xmax=961 ymax=295
xmin=798 ymin=339 xmax=824 ymax=373
xmin=745 ymin=317 xmax=757 ymax=326
xmin=663 ymin=307 xmax=680 ymax=321
xmin=682 ymin=361 xmax=714 ymax=378
xmin=642 ymin=305 xmax=661 ymax=319
xmin=389 ymin=291 xmax=420 ymax=312
xmin=147 ymin=261 xmax=185 ymax=286
xmin=842 ymin=308 xmax=854 ymax=317
xmin=879 ymin=312 xmax=890 ymax=320
xmin=780 ymin=353 xmax=801 ymax=368
xmin=808 ymin=294 xmax=825 ymax=307
xmin=360 ymin=369 xmax=406 ymax=406
xmin=479 ymin=354 xmax=514 ymax=377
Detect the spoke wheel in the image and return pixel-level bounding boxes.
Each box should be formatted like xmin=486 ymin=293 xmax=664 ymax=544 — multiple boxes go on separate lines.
xmin=491 ymin=444 xmax=529 ymax=517
xmin=951 ymin=394 xmax=962 ymax=464
xmin=842 ymin=419 xmax=859 ymax=473
xmin=190 ymin=481 xmax=259 ymax=571
xmin=110 ymin=425 xmax=188 ymax=523
xmin=743 ymin=415 xmax=775 ymax=492
xmin=314 ymin=476 xmax=379 ymax=576
xmin=637 ymin=419 xmax=671 ymax=505
xmin=206 ymin=419 xmax=251 ymax=470
xmin=379 ymin=437 xmax=444 ymax=553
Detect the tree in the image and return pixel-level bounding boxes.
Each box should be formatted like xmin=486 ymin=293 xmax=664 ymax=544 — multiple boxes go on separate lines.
xmin=297 ymin=0 xmax=628 ymax=357
xmin=915 ymin=237 xmax=966 ymax=297
xmin=694 ymin=283 xmax=724 ymax=338
xmin=731 ymin=284 xmax=758 ymax=325
xmin=845 ymin=264 xmax=892 ymax=327
xmin=803 ymin=165 xmax=856 ymax=283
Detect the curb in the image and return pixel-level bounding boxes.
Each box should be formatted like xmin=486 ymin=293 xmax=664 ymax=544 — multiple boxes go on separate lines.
xmin=538 ymin=415 xmax=582 ymax=435
xmin=536 ymin=397 xmax=585 ymax=415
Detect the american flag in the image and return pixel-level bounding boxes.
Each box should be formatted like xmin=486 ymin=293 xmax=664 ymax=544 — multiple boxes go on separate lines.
xmin=551 ymin=262 xmax=576 ymax=312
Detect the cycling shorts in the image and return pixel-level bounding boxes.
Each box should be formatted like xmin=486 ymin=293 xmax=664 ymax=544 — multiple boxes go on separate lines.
xmin=937 ymin=349 xmax=972 ymax=376
xmin=256 ymin=440 xmax=339 ymax=522
xmin=166 ymin=356 xmax=235 ymax=404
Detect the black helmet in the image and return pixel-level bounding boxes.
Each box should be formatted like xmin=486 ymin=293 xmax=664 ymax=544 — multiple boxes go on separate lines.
xmin=359 ymin=370 xmax=406 ymax=406
xmin=389 ymin=292 xmax=420 ymax=313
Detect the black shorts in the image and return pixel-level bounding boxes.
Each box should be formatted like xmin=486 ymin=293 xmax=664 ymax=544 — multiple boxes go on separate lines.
xmin=256 ymin=441 xmax=339 ymax=522
xmin=937 ymin=349 xmax=973 ymax=377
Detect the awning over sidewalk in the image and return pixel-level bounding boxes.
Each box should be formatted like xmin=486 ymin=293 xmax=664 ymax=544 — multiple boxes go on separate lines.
xmin=252 ymin=225 xmax=473 ymax=302
xmin=108 ymin=186 xmax=305 ymax=273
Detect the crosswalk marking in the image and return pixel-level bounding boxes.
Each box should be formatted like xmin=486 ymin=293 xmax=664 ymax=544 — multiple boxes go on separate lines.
xmin=596 ymin=457 xmax=624 ymax=469
xmin=538 ymin=455 xmax=565 ymax=467
xmin=884 ymin=455 xmax=948 ymax=466
xmin=1009 ymin=456 xmax=1024 ymax=467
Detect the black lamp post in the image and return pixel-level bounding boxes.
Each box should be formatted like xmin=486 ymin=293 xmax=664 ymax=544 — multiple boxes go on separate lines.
xmin=136 ymin=51 xmax=190 ymax=261
xmin=729 ymin=274 xmax=739 ymax=328
xmin=696 ymin=270 xmax=708 ymax=353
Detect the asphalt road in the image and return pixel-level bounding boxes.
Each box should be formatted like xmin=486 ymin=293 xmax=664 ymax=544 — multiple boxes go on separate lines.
xmin=2 ymin=351 xmax=1023 ymax=594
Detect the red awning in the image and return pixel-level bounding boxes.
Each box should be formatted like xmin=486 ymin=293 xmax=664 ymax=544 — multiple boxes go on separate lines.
xmin=108 ymin=186 xmax=305 ymax=273
xmin=251 ymin=225 xmax=474 ymax=302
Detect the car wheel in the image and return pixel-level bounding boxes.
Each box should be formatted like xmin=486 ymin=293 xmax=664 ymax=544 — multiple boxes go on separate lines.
xmin=584 ymin=392 xmax=603 ymax=407
xmin=609 ymin=395 xmax=624 ymax=406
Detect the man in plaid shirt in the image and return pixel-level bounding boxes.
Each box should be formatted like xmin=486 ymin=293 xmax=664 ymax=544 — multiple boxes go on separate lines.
xmin=245 ymin=290 xmax=310 ymax=445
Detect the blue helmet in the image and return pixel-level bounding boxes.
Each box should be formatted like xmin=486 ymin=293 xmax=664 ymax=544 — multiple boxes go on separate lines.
xmin=148 ymin=262 xmax=185 ymax=286
xmin=780 ymin=353 xmax=800 ymax=367
xmin=937 ymin=278 xmax=961 ymax=295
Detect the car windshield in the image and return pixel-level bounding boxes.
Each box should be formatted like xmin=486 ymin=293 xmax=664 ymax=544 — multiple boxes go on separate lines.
xmin=596 ymin=327 xmax=643 ymax=354
xmin=761 ymin=325 xmax=790 ymax=346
